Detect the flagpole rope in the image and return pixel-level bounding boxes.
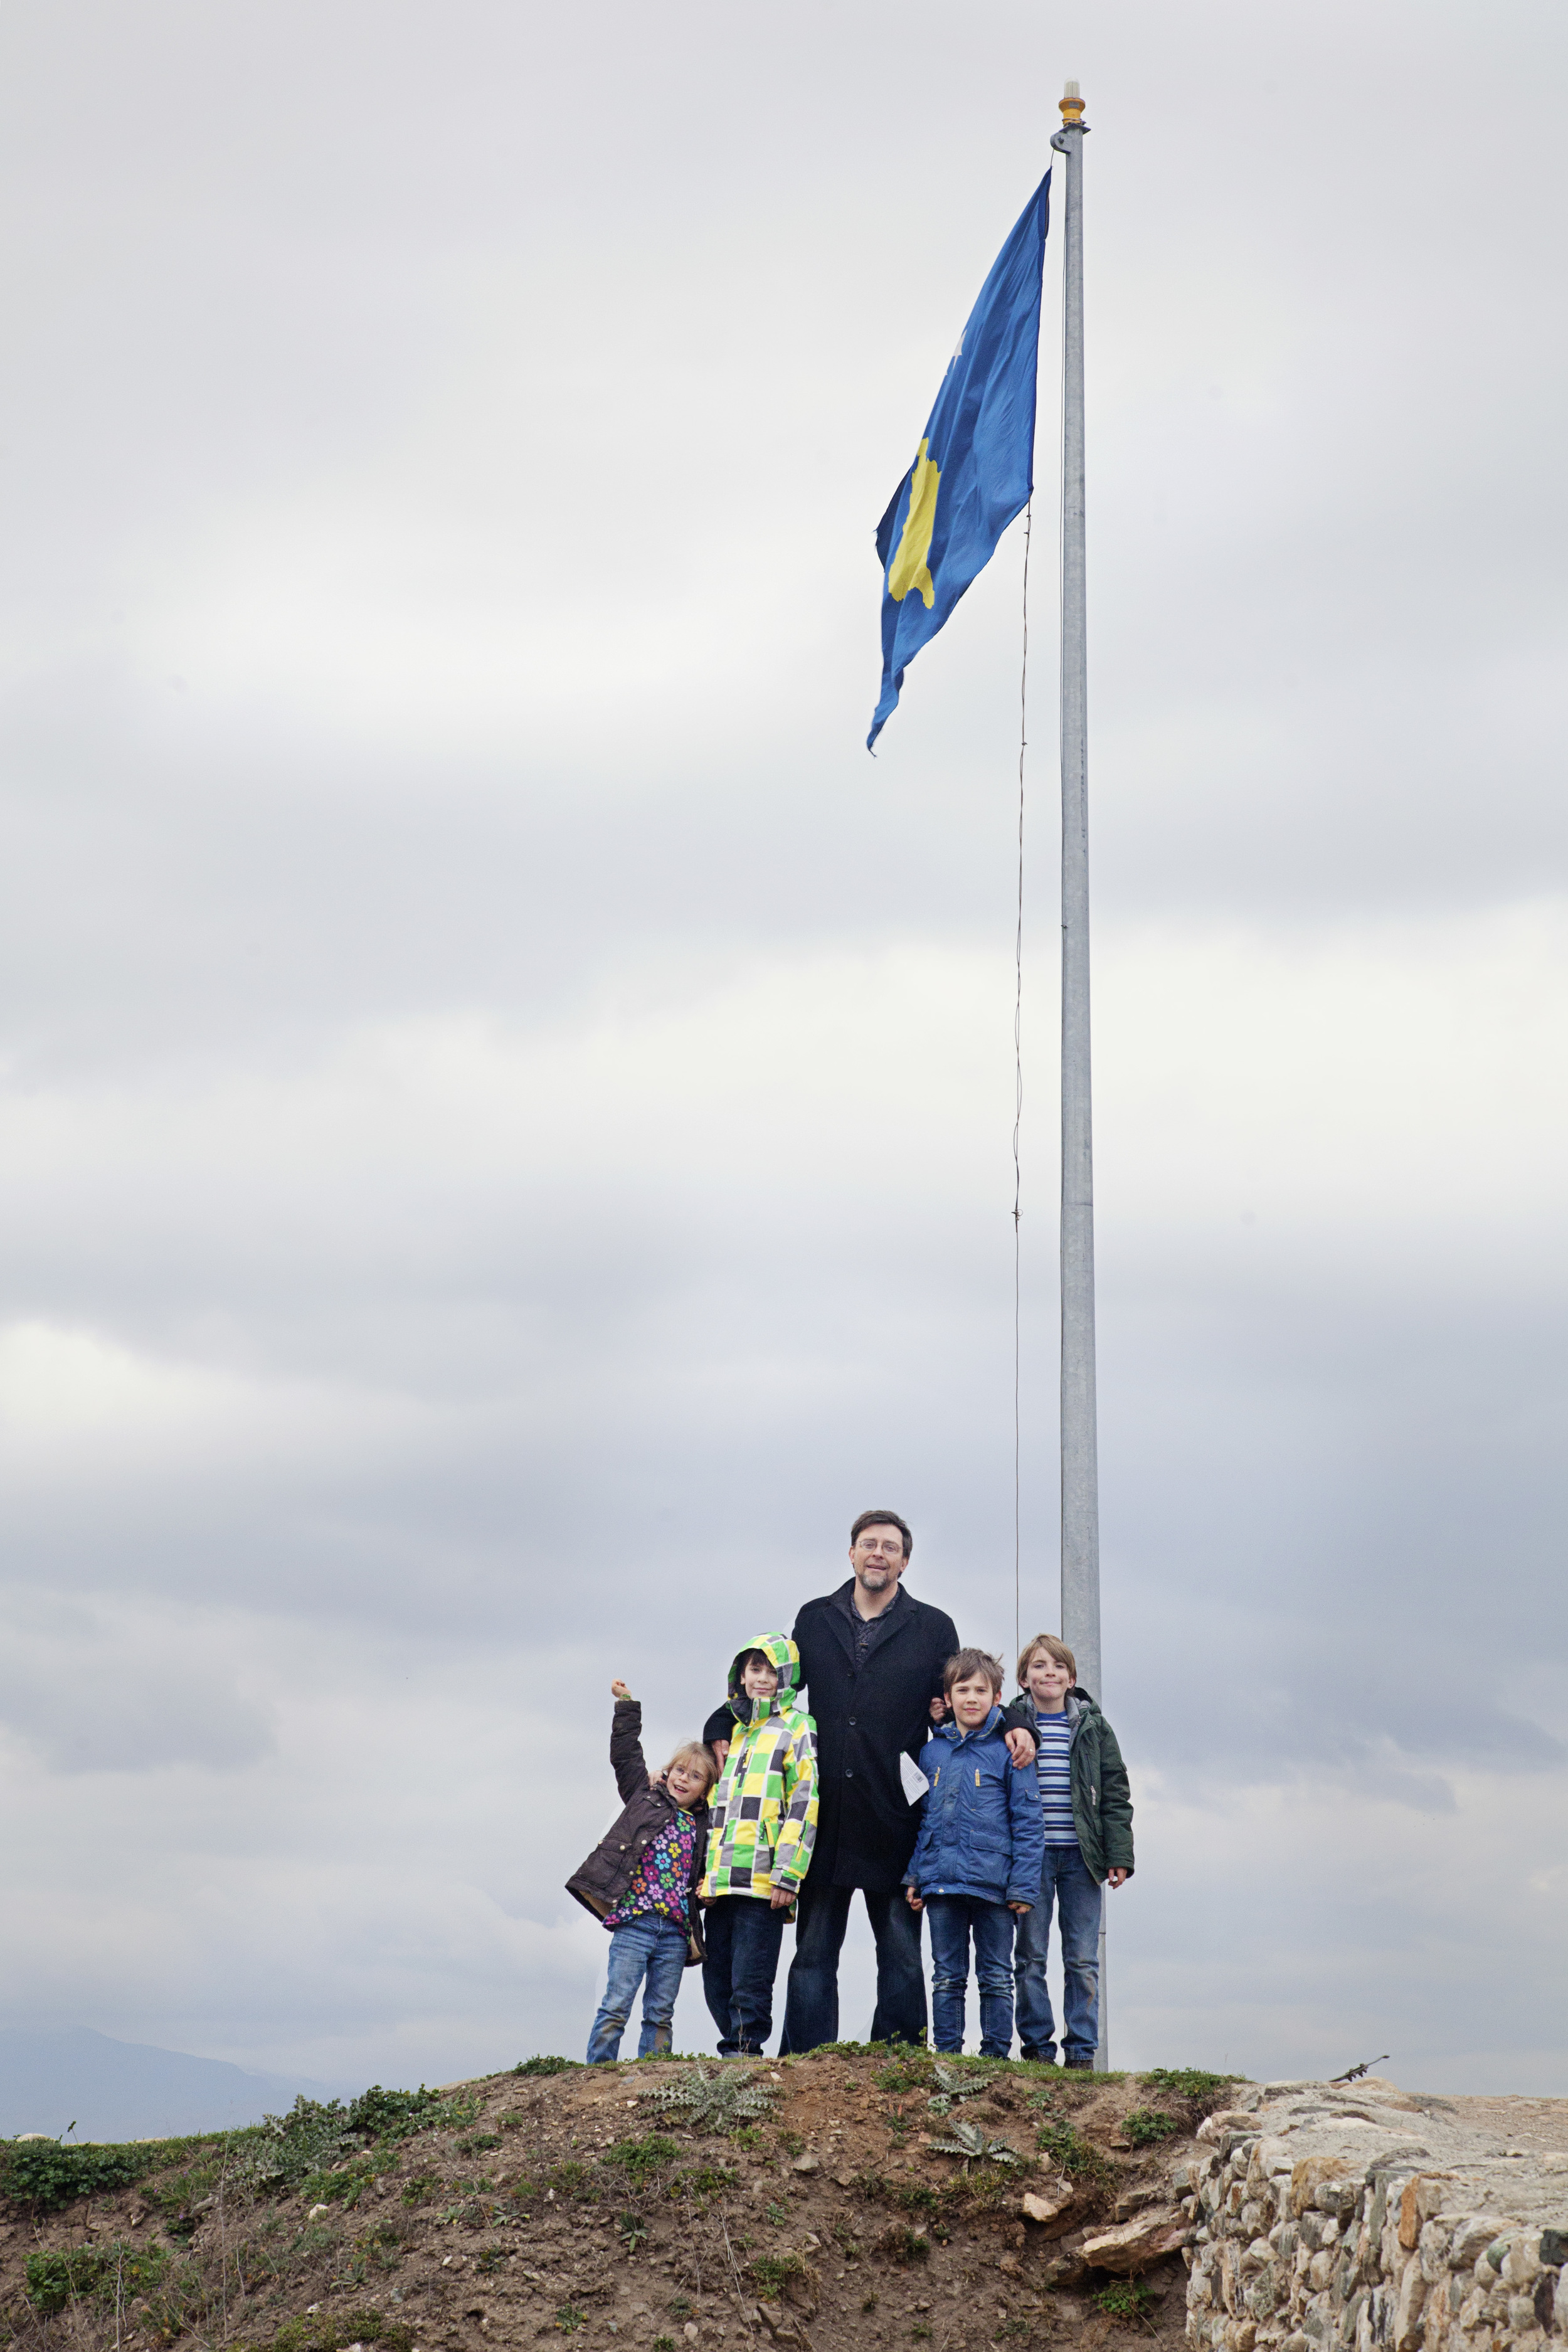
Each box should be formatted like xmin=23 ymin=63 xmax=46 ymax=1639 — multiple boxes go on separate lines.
xmin=1014 ymin=497 xmax=1032 ymax=1671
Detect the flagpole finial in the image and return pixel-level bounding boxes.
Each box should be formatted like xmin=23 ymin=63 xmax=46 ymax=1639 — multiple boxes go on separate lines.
xmin=1059 ymin=80 xmax=1085 ymax=124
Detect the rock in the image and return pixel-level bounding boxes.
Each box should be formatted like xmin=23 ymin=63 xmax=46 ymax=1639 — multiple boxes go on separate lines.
xmin=1446 ymin=2218 xmax=1498 ymax=2270
xmin=1397 ymin=2178 xmax=1449 ymax=2252
xmin=307 ymin=2204 xmax=331 ymax=2223
xmin=1041 ymin=2252 xmax=1088 ymax=2289
xmin=683 ymin=2327 xmax=699 ymax=2343
xmin=791 ymin=2155 xmax=819 ymax=2175
xmin=1200 ymin=2112 xmax=1265 ymax=2146
xmin=1290 ymin=2161 xmax=1357 ymax=2220
xmin=834 ymin=2170 xmax=856 ymax=2189
xmin=1022 ymin=2188 xmax=1079 ymax=2231
xmin=1081 ymin=2211 xmax=1192 ymax=2274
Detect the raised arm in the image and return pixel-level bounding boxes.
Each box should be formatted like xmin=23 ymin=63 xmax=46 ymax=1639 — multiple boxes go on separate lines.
xmin=609 ymin=1689 xmax=651 ymax=1802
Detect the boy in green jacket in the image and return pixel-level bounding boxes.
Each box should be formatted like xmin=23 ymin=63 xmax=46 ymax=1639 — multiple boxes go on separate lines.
xmin=1011 ymin=1632 xmax=1133 ymax=2068
xmin=698 ymin=1631 xmax=818 ymax=2055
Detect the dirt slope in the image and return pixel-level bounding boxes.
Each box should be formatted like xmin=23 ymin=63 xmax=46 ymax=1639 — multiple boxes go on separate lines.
xmin=1 ymin=2053 xmax=1233 ymax=2352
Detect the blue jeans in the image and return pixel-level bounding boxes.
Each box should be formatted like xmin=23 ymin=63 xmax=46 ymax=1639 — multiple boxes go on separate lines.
xmin=924 ymin=1895 xmax=1017 ymax=2057
xmin=701 ymin=1896 xmax=788 ymax=2055
xmin=586 ymin=1915 xmax=689 ymax=2063
xmin=1014 ymin=1843 xmax=1102 ymax=2065
xmin=780 ymin=1877 xmax=926 ymax=2052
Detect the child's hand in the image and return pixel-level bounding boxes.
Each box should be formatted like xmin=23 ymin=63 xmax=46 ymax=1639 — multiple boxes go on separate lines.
xmin=1106 ymin=1867 xmax=1130 ymax=1889
xmin=904 ymin=1886 xmax=924 ymax=1912
xmin=769 ymin=1887 xmax=795 ymax=1910
xmin=611 ymin=1679 xmax=632 ymax=1700
xmin=1004 ymin=1726 xmax=1037 ymax=1769
xmin=1007 ymin=1900 xmax=1032 ymax=1914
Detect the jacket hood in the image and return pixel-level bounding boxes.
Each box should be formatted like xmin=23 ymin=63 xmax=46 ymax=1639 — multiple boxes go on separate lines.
xmin=726 ymin=1630 xmax=802 ymax=1722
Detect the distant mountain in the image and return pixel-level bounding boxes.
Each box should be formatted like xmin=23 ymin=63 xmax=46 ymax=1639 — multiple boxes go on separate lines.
xmin=0 ymin=2026 xmax=353 ymax=2143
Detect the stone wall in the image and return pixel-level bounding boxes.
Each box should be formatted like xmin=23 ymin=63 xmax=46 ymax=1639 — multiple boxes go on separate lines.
xmin=1184 ymin=2079 xmax=1568 ymax=2352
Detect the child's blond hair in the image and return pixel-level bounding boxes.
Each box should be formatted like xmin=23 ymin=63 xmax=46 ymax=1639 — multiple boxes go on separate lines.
xmin=1017 ymin=1631 xmax=1077 ymax=1685
xmin=664 ymin=1739 xmax=719 ymax=1791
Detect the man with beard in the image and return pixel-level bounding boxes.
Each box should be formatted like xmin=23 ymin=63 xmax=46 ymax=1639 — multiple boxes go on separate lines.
xmin=703 ymin=1510 xmax=1036 ymax=2051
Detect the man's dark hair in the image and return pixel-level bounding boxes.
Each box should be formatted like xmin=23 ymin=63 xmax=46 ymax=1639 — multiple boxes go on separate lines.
xmin=849 ymin=1508 xmax=913 ymax=1559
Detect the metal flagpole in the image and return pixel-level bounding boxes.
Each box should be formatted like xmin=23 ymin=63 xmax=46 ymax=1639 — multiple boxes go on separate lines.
xmin=1049 ymin=79 xmax=1107 ymax=2068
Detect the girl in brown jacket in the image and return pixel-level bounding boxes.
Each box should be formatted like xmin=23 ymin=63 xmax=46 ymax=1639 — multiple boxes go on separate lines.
xmin=567 ymin=1681 xmax=718 ymax=2063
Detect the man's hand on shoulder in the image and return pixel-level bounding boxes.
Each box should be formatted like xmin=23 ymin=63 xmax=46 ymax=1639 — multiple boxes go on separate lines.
xmin=1004 ymin=1725 xmax=1037 ymax=1769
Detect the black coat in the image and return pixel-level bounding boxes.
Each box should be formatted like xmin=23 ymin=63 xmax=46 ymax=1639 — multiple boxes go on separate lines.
xmin=707 ymin=1584 xmax=1022 ymax=1894
xmin=565 ymin=1700 xmax=708 ymax=1964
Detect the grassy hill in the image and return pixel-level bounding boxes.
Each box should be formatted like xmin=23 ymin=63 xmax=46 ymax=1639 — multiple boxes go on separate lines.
xmin=1 ymin=2051 xmax=1236 ymax=2352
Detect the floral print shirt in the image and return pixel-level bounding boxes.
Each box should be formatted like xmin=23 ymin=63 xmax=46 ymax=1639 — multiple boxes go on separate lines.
xmin=603 ymin=1806 xmax=699 ymax=1932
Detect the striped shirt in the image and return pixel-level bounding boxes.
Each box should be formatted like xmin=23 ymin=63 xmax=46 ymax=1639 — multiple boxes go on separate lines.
xmin=1034 ymin=1710 xmax=1079 ymax=1846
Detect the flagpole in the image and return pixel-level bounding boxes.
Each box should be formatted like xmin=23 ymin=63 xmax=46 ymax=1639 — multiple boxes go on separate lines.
xmin=1050 ymin=80 xmax=1107 ymax=2069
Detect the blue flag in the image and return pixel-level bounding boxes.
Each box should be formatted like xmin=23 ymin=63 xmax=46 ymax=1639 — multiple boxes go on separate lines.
xmin=868 ymin=172 xmax=1051 ymax=750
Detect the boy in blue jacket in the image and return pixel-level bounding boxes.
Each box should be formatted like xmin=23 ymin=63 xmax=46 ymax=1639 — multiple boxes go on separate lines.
xmin=904 ymin=1648 xmax=1044 ymax=2057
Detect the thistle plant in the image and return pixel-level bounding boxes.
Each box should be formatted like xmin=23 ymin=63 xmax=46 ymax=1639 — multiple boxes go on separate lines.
xmin=925 ymin=2117 xmax=1020 ymax=2168
xmin=926 ymin=2060 xmax=1003 ymax=2118
xmin=637 ymin=2063 xmax=777 ymax=2132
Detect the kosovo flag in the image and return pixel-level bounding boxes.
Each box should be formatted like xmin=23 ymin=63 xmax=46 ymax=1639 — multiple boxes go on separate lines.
xmin=868 ymin=172 xmax=1051 ymax=750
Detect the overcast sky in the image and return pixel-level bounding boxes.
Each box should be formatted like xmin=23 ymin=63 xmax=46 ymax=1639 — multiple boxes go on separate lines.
xmin=1 ymin=0 xmax=1565 ymax=2110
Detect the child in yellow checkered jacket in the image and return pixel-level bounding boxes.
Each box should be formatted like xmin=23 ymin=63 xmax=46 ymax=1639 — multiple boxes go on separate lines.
xmin=697 ymin=1631 xmax=818 ymax=2055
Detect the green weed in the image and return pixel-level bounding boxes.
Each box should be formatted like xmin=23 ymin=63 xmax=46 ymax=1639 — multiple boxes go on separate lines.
xmin=1139 ymin=2068 xmax=1240 ymax=2101
xmin=874 ymin=2225 xmax=930 ymax=2265
xmin=347 ymin=2086 xmax=443 ymax=2142
xmin=545 ymin=2160 xmax=601 ymax=2203
xmin=25 ymin=2243 xmax=171 ymax=2315
xmin=1094 ymin=2280 xmax=1156 ymax=2325
xmin=749 ymin=2253 xmax=812 ymax=2300
xmin=674 ymin=2162 xmax=736 ymax=2204
xmin=891 ymin=2182 xmax=939 ymax=2217
xmin=5 ymin=2141 xmax=159 ymax=2212
xmin=518 ymin=2056 xmax=578 ymax=2077
xmin=600 ymin=2134 xmax=681 ymax=2186
xmin=1035 ymin=2119 xmax=1112 ymax=2183
xmin=874 ymin=2057 xmax=933 ymax=2094
xmin=270 ymin=2310 xmax=415 ymax=2352
xmin=555 ymin=2306 xmax=586 ymax=2334
xmin=1121 ymin=2109 xmax=1182 ymax=2147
